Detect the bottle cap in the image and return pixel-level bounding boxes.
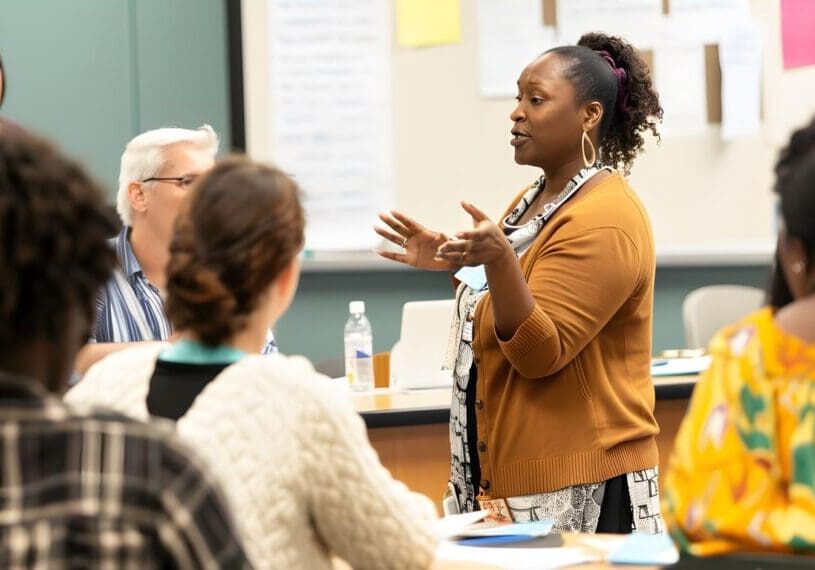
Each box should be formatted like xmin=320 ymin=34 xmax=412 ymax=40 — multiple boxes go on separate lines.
xmin=349 ymin=300 xmax=365 ymax=314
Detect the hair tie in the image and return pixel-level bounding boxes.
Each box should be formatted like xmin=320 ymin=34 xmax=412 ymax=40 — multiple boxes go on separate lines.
xmin=596 ymin=50 xmax=629 ymax=115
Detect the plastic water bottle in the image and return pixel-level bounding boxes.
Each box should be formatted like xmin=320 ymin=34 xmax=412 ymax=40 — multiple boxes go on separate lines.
xmin=344 ymin=300 xmax=374 ymax=391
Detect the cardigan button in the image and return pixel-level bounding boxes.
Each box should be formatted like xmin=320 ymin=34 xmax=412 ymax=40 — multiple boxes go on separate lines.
xmin=477 ymin=441 xmax=487 ymax=453
xmin=475 ymin=399 xmax=483 ymax=410
xmin=480 ymin=479 xmax=490 ymax=491
xmin=466 ymin=313 xmax=474 ymax=322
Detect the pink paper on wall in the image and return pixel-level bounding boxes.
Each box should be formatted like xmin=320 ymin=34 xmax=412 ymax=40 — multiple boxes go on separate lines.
xmin=781 ymin=0 xmax=815 ymax=69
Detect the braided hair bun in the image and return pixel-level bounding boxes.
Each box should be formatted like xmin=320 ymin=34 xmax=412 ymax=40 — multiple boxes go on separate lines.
xmin=165 ymin=157 xmax=304 ymax=346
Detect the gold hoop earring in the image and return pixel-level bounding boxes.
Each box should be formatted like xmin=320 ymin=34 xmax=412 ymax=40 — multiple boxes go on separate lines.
xmin=581 ymin=131 xmax=596 ymax=168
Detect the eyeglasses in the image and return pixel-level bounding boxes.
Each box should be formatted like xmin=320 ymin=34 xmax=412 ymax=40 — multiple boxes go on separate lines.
xmin=142 ymin=175 xmax=198 ymax=189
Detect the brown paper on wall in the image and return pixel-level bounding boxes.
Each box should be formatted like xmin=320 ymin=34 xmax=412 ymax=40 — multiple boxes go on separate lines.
xmin=705 ymin=44 xmax=722 ymax=123
xmin=543 ymin=0 xmax=556 ymax=27
xmin=638 ymin=49 xmax=654 ymax=74
xmin=707 ymin=42 xmax=764 ymax=124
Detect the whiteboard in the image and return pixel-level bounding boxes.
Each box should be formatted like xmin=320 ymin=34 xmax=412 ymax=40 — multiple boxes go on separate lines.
xmin=241 ymin=0 xmax=815 ymax=266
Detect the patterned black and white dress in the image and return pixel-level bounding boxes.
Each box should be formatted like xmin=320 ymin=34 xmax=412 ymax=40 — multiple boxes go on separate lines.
xmin=443 ymin=167 xmax=664 ymax=533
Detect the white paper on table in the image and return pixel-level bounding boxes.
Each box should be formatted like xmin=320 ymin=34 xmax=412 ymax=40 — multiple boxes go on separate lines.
xmin=653 ymin=41 xmax=708 ymax=138
xmin=667 ymin=0 xmax=751 ymax=45
xmin=607 ymin=532 xmax=680 ymax=565
xmin=434 ymin=511 xmax=488 ymax=540
xmin=436 ymin=541 xmax=599 ymax=569
xmin=476 ymin=0 xmax=556 ymax=98
xmin=719 ymin=19 xmax=762 ymax=141
xmin=651 ymin=356 xmax=712 ymax=377
xmin=269 ymin=0 xmax=393 ymax=251
xmin=578 ymin=534 xmax=629 ymax=554
xmin=454 ymin=520 xmax=555 ymax=540
xmin=555 ymin=0 xmax=663 ymax=49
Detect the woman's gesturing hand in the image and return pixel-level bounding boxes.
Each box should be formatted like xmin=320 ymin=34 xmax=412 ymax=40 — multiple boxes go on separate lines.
xmin=375 ymin=210 xmax=457 ymax=271
xmin=435 ymin=202 xmax=515 ymax=267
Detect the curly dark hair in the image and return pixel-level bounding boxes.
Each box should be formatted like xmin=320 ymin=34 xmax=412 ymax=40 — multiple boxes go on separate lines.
xmin=165 ymin=156 xmax=305 ymax=346
xmin=768 ymin=115 xmax=815 ymax=307
xmin=546 ymin=33 xmax=663 ymax=174
xmin=0 ymin=126 xmax=118 ymax=347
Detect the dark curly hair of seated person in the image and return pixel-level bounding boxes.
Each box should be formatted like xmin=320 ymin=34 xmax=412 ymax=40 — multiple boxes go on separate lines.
xmin=768 ymin=114 xmax=815 ymax=308
xmin=546 ymin=32 xmax=663 ymax=174
xmin=165 ymin=156 xmax=305 ymax=347
xmin=0 ymin=125 xmax=118 ymax=348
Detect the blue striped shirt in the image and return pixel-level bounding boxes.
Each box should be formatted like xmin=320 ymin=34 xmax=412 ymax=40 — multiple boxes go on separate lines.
xmin=91 ymin=227 xmax=277 ymax=353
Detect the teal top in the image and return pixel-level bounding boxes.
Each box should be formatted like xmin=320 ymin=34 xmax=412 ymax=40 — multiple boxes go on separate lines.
xmin=159 ymin=338 xmax=246 ymax=365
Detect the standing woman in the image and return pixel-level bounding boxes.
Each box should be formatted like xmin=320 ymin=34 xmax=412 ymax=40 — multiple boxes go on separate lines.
xmin=377 ymin=33 xmax=663 ymax=533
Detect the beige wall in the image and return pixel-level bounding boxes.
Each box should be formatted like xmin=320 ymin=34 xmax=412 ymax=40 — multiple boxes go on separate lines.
xmin=243 ymin=0 xmax=815 ymax=262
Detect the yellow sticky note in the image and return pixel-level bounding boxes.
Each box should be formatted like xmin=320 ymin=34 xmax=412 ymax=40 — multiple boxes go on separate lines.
xmin=396 ymin=0 xmax=461 ymax=48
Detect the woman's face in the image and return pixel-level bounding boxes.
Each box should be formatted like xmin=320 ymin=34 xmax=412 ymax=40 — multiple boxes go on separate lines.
xmin=510 ymin=53 xmax=586 ymax=170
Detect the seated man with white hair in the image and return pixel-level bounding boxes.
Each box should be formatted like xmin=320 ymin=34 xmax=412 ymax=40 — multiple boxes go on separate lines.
xmin=76 ymin=125 xmax=276 ymax=374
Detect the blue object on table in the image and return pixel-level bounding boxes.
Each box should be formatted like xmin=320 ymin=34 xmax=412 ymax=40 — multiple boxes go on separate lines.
xmin=608 ymin=532 xmax=679 ymax=565
xmin=457 ymin=534 xmax=541 ymax=546
xmin=454 ymin=520 xmax=554 ymax=543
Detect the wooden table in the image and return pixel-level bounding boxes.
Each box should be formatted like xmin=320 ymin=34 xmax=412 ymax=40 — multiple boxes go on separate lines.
xmin=353 ymin=376 xmax=697 ymax=512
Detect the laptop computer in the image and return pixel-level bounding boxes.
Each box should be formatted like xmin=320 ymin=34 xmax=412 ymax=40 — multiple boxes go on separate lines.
xmin=390 ymin=299 xmax=455 ymax=390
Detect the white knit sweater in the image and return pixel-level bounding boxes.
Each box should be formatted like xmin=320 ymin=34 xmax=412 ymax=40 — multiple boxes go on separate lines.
xmin=66 ymin=345 xmax=437 ymax=570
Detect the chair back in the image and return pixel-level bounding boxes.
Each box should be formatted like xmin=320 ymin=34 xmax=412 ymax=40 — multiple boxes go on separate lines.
xmin=682 ymin=285 xmax=765 ymax=349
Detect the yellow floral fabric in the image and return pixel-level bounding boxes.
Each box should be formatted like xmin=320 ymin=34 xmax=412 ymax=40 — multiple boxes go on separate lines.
xmin=663 ymin=307 xmax=815 ymax=556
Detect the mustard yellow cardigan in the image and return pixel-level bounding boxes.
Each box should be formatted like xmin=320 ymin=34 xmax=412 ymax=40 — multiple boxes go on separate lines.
xmin=472 ymin=173 xmax=660 ymax=500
